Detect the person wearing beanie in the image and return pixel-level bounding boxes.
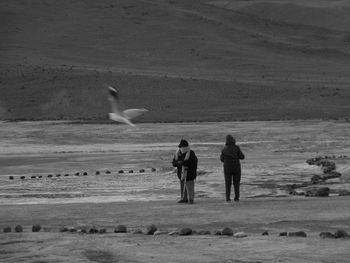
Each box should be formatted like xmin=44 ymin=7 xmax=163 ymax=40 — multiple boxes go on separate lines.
xmin=220 ymin=135 xmax=245 ymax=202
xmin=172 ymin=139 xmax=198 ymax=204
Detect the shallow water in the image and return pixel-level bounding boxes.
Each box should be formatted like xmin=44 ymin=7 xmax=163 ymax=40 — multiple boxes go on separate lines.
xmin=0 ymin=120 xmax=349 ymax=204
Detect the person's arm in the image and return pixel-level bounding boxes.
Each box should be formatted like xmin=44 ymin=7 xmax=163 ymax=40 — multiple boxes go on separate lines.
xmin=220 ymin=149 xmax=224 ymax=162
xmin=238 ymin=147 xmax=245 ymax=160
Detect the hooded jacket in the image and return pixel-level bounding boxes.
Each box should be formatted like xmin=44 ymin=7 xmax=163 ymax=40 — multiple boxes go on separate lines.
xmin=220 ymin=135 xmax=245 ymax=175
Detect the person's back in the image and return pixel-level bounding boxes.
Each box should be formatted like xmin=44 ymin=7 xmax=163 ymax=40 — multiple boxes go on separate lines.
xmin=220 ymin=135 xmax=245 ymax=202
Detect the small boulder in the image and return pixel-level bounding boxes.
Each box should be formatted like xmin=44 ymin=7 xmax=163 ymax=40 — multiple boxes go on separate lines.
xmin=234 ymin=232 xmax=247 ymax=238
xmin=288 ymin=231 xmax=307 ymax=237
xmin=9 ymin=176 xmax=14 ymax=180
xmin=69 ymin=228 xmax=77 ymax=233
xmin=56 ymin=174 xmax=61 ymax=177
xmin=146 ymin=224 xmax=157 ymax=235
xmin=262 ymin=231 xmax=269 ymax=236
xmin=89 ymin=227 xmax=99 ymax=234
xmin=114 ymin=225 xmax=127 ymax=233
xmin=179 ymin=228 xmax=192 ymax=236
xmin=99 ymin=228 xmax=106 ymax=234
xmin=105 ymin=170 xmax=111 ymax=174
xmin=83 ymin=172 xmax=88 ymax=176
xmin=3 ymin=227 xmax=11 ymax=233
xmin=75 ymin=172 xmax=80 ymax=176
xmin=221 ymin=227 xmax=233 ymax=236
xmin=306 ymin=187 xmax=330 ymax=197
xmin=20 ymin=176 xmax=25 ymax=179
xmin=59 ymin=227 xmax=69 ymax=232
xmin=31 ymin=175 xmax=36 ymax=179
xmin=139 ymin=169 xmax=145 ymax=173
xmin=338 ymin=190 xmax=350 ymax=196
xmin=151 ymin=168 xmax=156 ymax=172
xmin=64 ymin=174 xmax=69 ymax=177
xmin=32 ymin=224 xmax=41 ymax=232
xmin=47 ymin=174 xmax=53 ymax=178
xmin=320 ymin=232 xmax=336 ymax=238
xmin=15 ymin=225 xmax=23 ymax=232
xmin=334 ymin=229 xmax=350 ymax=238
xmin=80 ymin=229 xmax=87 ymax=234
xmin=95 ymin=171 xmax=100 ymax=175
xmin=214 ymin=230 xmax=222 ymax=235
xmin=129 ymin=170 xmax=133 ymax=173
xmin=118 ymin=170 xmax=124 ymax=174
xmin=279 ymin=232 xmax=287 ymax=236
xmin=311 ymin=174 xmax=323 ymax=184
xmin=38 ymin=175 xmax=43 ymax=178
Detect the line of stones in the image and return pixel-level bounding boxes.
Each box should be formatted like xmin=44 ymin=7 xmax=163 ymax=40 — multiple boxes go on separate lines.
xmin=8 ymin=168 xmax=157 ymax=180
xmin=3 ymin=224 xmax=349 ymax=239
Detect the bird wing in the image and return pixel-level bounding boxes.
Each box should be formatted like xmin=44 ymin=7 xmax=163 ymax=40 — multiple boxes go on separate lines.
xmin=123 ymin=108 xmax=149 ymax=120
xmin=108 ymin=86 xmax=122 ymax=114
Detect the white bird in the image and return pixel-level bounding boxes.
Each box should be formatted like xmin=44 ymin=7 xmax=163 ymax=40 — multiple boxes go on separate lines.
xmin=108 ymin=86 xmax=148 ymax=127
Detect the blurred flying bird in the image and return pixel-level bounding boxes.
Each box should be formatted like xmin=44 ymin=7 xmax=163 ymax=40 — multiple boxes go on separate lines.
xmin=108 ymin=86 xmax=148 ymax=127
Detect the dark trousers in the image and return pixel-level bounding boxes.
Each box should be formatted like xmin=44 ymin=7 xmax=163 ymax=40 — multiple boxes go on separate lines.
xmin=180 ymin=179 xmax=188 ymax=201
xmin=224 ymin=173 xmax=241 ymax=201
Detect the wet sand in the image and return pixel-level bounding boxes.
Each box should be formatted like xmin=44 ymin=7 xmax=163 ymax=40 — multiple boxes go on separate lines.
xmin=1 ymin=197 xmax=350 ymax=263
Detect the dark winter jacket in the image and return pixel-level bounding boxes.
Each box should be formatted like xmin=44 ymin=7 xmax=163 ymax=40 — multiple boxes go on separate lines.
xmin=172 ymin=150 xmax=198 ymax=181
xmin=220 ymin=136 xmax=245 ymax=176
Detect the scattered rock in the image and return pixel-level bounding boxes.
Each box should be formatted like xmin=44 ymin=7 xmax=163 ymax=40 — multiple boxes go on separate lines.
xmin=234 ymin=232 xmax=247 ymax=238
xmin=129 ymin=170 xmax=133 ymax=173
xmin=69 ymin=228 xmax=77 ymax=233
xmin=56 ymin=174 xmax=61 ymax=177
xmin=83 ymin=172 xmax=88 ymax=176
xmin=31 ymin=175 xmax=36 ymax=179
xmin=139 ymin=169 xmax=145 ymax=173
xmin=15 ymin=225 xmax=23 ymax=232
xmin=154 ymin=230 xmax=168 ymax=235
xmin=59 ymin=227 xmax=69 ymax=232
xmin=262 ymin=231 xmax=269 ymax=236
xmin=80 ymin=229 xmax=87 ymax=234
xmin=114 ymin=225 xmax=127 ymax=233
xmin=214 ymin=230 xmax=222 ymax=235
xmin=64 ymin=174 xmax=69 ymax=177
xmin=38 ymin=175 xmax=42 ymax=178
xmin=221 ymin=227 xmax=233 ymax=236
xmin=197 ymin=230 xmax=211 ymax=235
xmin=279 ymin=232 xmax=287 ymax=236
xmin=118 ymin=170 xmax=124 ymax=174
xmin=151 ymin=168 xmax=156 ymax=172
xmin=75 ymin=172 xmax=79 ymax=176
xmin=320 ymin=232 xmax=336 ymax=238
xmin=288 ymin=231 xmax=307 ymax=237
xmin=32 ymin=224 xmax=41 ymax=232
xmin=168 ymin=231 xmax=179 ymax=236
xmin=179 ymin=228 xmax=192 ymax=236
xmin=9 ymin=176 xmax=14 ymax=180
xmin=96 ymin=171 xmax=100 ymax=175
xmin=334 ymin=229 xmax=350 ymax=238
xmin=146 ymin=224 xmax=157 ymax=235
xmin=48 ymin=174 xmax=53 ymax=178
xmin=3 ymin=227 xmax=11 ymax=232
xmin=105 ymin=170 xmax=111 ymax=174
xmin=20 ymin=176 xmax=25 ymax=179
xmin=99 ymin=228 xmax=106 ymax=234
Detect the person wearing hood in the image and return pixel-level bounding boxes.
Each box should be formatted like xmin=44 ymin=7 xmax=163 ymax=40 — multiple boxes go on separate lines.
xmin=172 ymin=139 xmax=198 ymax=204
xmin=220 ymin=135 xmax=245 ymax=202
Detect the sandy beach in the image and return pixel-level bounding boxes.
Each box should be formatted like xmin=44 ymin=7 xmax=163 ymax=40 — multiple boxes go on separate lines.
xmin=1 ymin=121 xmax=350 ymax=262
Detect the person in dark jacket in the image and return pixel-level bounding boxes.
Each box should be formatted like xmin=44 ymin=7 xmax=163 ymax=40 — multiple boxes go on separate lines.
xmin=220 ymin=135 xmax=245 ymax=202
xmin=172 ymin=139 xmax=198 ymax=204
